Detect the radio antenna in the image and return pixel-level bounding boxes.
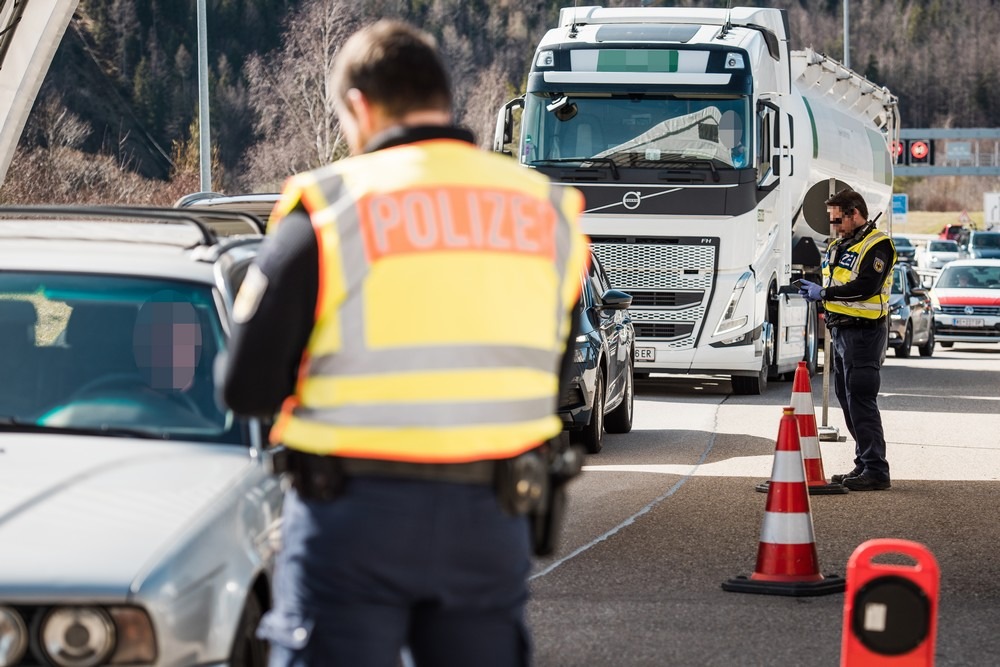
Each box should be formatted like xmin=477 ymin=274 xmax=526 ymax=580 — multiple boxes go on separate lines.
xmin=720 ymin=0 xmax=734 ymax=37
xmin=569 ymin=0 xmax=580 ymax=38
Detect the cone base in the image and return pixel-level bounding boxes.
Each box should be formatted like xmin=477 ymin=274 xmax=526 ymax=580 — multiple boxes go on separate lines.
xmin=722 ymin=573 xmax=846 ymax=597
xmin=754 ymin=480 xmax=849 ymax=495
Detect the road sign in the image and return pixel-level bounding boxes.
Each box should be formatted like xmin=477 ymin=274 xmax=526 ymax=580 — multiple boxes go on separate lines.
xmin=907 ymin=140 xmax=933 ymax=165
xmin=946 ymin=141 xmax=972 ymax=160
xmin=891 ymin=194 xmax=908 ymax=224
xmin=986 ymin=192 xmax=1000 ymax=228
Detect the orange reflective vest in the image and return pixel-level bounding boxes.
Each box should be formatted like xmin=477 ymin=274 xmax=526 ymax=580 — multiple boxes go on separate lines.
xmin=269 ymin=137 xmax=589 ymax=463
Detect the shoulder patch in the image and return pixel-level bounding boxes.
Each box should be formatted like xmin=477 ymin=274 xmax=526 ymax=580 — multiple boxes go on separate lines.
xmin=873 ymin=257 xmax=886 ymax=273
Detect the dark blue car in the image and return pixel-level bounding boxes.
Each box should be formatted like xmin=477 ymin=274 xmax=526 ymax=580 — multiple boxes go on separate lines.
xmin=559 ymin=252 xmax=635 ymax=453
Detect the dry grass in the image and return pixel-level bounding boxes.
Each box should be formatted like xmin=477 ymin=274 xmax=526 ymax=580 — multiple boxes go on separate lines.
xmin=889 ymin=210 xmax=986 ymax=236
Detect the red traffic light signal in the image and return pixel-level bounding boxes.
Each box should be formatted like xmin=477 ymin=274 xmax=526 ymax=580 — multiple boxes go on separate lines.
xmin=891 ymin=141 xmax=904 ymax=163
xmin=907 ymin=139 xmax=934 ymax=165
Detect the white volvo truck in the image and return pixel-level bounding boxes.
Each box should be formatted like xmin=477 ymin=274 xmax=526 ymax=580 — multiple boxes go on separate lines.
xmin=495 ymin=5 xmax=898 ymax=394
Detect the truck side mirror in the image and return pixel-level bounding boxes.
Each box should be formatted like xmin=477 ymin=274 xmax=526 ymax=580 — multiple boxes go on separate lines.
xmin=493 ymin=96 xmax=525 ymax=154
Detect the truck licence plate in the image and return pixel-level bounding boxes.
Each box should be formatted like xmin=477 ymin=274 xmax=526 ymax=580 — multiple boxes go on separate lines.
xmin=955 ymin=317 xmax=984 ymax=327
xmin=635 ymin=347 xmax=655 ymax=361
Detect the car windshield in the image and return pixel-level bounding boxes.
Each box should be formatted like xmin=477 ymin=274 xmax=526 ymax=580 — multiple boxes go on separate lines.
xmin=0 ymin=273 xmax=243 ymax=443
xmin=894 ymin=236 xmax=914 ymax=248
xmin=938 ymin=266 xmax=1000 ymax=289
xmin=521 ymin=93 xmax=751 ymax=169
xmin=928 ymin=241 xmax=958 ymax=252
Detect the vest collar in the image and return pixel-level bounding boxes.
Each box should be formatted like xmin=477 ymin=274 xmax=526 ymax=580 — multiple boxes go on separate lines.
xmin=364 ymin=125 xmax=476 ymax=154
xmin=844 ymin=220 xmax=876 ymax=244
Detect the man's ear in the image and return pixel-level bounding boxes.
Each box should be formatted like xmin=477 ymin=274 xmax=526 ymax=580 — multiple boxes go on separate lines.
xmin=345 ymin=88 xmax=375 ymax=136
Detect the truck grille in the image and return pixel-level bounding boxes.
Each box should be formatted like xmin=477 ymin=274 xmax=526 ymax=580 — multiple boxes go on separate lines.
xmin=592 ymin=237 xmax=717 ymax=351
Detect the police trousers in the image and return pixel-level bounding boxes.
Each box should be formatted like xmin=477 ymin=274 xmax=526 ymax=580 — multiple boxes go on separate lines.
xmin=257 ymin=477 xmax=533 ymax=667
xmin=829 ymin=321 xmax=890 ymax=479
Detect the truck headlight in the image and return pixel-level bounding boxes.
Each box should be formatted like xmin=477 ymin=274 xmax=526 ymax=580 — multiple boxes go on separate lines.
xmin=714 ymin=271 xmax=752 ymax=336
xmin=0 ymin=607 xmax=28 ymax=667
xmin=41 ymin=607 xmax=115 ymax=667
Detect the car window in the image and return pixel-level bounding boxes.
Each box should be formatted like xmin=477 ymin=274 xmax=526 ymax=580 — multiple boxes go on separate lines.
xmin=588 ymin=255 xmax=611 ymax=305
xmin=971 ymin=233 xmax=1000 ymax=248
xmin=0 ymin=273 xmax=242 ymax=444
xmin=891 ymin=268 xmax=904 ymax=294
xmin=894 ymin=236 xmax=913 ymax=248
xmin=928 ymin=241 xmax=957 ymax=252
xmin=939 ymin=266 xmax=1000 ymax=288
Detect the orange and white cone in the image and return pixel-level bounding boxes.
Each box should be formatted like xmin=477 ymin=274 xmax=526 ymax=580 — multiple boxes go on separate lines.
xmin=724 ymin=406 xmax=845 ymax=596
xmin=755 ymin=361 xmax=848 ymax=495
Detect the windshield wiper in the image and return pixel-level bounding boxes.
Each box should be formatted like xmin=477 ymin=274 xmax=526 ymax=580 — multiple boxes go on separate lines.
xmin=532 ymin=157 xmax=620 ymax=181
xmin=0 ymin=417 xmax=166 ymax=439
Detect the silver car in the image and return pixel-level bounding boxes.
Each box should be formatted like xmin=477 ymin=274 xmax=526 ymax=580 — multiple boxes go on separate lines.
xmin=0 ymin=207 xmax=281 ymax=667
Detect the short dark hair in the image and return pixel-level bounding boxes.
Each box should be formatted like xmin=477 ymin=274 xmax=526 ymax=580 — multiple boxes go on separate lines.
xmin=825 ymin=188 xmax=869 ymax=220
xmin=330 ymin=20 xmax=451 ymax=119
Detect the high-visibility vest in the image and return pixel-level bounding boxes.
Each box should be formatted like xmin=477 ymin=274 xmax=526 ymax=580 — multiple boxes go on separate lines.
xmin=269 ymin=138 xmax=589 ymax=463
xmin=822 ymin=226 xmax=896 ymax=320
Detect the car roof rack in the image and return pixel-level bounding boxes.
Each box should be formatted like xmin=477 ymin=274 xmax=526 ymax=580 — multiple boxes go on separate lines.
xmin=0 ymin=205 xmax=265 ymax=243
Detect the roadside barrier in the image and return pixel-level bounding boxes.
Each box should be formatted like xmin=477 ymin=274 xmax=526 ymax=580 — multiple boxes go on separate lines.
xmin=756 ymin=360 xmax=848 ymax=495
xmin=842 ymin=539 xmax=939 ymax=666
xmin=723 ymin=406 xmax=845 ymax=596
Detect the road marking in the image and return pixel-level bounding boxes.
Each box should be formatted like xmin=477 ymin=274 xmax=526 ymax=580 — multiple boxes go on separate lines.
xmin=531 ymin=429 xmax=719 ymax=581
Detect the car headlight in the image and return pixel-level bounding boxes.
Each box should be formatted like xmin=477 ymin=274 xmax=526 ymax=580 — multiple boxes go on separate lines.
xmin=41 ymin=607 xmax=116 ymax=667
xmin=572 ymin=334 xmax=590 ymax=363
xmin=0 ymin=607 xmax=28 ymax=667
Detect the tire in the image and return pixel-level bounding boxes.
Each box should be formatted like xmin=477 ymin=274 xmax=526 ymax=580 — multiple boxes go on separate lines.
xmin=605 ymin=358 xmax=634 ymax=434
xmin=229 ymin=594 xmax=268 ymax=667
xmin=918 ymin=321 xmax=936 ymax=357
xmin=802 ymin=301 xmax=819 ymax=377
xmin=572 ymin=368 xmax=604 ymax=454
xmin=732 ymin=318 xmax=772 ymax=395
xmin=940 ymin=341 xmax=954 ymax=348
xmin=894 ymin=323 xmax=912 ymax=358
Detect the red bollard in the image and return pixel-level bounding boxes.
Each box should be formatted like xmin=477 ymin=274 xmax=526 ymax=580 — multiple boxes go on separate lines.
xmin=841 ymin=539 xmax=939 ymax=666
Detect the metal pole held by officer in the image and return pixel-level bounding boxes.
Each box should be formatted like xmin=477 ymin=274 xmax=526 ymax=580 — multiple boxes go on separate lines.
xmin=796 ymin=188 xmax=896 ymax=493
xmin=220 ymin=19 xmax=591 ymax=667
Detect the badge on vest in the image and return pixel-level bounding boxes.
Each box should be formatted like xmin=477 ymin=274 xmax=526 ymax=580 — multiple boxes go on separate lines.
xmin=873 ymin=257 xmax=886 ymax=273
xmin=839 ymin=252 xmax=858 ymax=269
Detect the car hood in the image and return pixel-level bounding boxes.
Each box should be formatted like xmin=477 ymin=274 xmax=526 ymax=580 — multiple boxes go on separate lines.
xmin=0 ymin=433 xmax=253 ymax=598
xmin=934 ymin=288 xmax=1000 ymax=306
xmin=888 ymin=294 xmax=905 ymax=308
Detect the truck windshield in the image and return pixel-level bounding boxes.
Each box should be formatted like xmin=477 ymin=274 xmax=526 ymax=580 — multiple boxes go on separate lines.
xmin=520 ymin=93 xmax=751 ymax=170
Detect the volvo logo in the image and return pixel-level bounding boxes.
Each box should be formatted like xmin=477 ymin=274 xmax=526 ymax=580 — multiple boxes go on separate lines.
xmin=965 ymin=306 xmax=976 ymax=315
xmin=622 ymin=191 xmax=642 ymax=210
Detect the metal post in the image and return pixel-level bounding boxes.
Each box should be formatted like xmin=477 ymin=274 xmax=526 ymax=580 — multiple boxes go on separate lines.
xmin=843 ymin=0 xmax=850 ymax=69
xmin=819 ymin=178 xmax=840 ymax=441
xmin=196 ymin=0 xmax=211 ymax=192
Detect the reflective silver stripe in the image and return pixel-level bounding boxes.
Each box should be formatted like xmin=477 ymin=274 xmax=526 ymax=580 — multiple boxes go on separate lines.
xmin=293 ymin=397 xmax=555 ymax=428
xmin=550 ymin=184 xmax=574 ymax=327
xmin=309 ymin=345 xmax=559 ymax=376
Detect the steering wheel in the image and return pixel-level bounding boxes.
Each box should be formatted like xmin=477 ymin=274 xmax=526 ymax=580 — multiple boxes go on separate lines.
xmin=71 ymin=373 xmax=149 ymax=398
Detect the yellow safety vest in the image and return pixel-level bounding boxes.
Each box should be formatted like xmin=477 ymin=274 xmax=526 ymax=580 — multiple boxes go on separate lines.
xmin=269 ymin=138 xmax=589 ymax=463
xmin=822 ymin=226 xmax=896 ymax=320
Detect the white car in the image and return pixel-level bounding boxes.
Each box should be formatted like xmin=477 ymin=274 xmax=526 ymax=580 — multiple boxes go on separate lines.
xmin=917 ymin=239 xmax=961 ymax=270
xmin=0 ymin=206 xmax=281 ymax=667
xmin=931 ymin=259 xmax=1000 ymax=347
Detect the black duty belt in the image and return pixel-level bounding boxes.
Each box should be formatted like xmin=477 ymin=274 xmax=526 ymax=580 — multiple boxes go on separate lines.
xmin=338 ymin=457 xmax=497 ymax=485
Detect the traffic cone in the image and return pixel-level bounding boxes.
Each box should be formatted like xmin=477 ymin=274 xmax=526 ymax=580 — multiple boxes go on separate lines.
xmin=724 ymin=407 xmax=845 ymax=596
xmin=755 ymin=361 xmax=848 ymax=495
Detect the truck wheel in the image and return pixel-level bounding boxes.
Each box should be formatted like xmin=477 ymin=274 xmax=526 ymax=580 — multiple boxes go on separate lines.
xmin=803 ymin=301 xmax=819 ymax=376
xmin=572 ymin=368 xmax=604 ymax=454
xmin=732 ymin=317 xmax=772 ymax=395
xmin=605 ymin=358 xmax=634 ymax=434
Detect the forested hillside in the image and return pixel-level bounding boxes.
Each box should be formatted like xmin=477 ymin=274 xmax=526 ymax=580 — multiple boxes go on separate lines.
xmin=3 ymin=0 xmax=999 ymax=206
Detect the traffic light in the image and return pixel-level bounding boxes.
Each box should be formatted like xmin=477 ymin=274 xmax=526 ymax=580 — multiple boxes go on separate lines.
xmin=906 ymin=139 xmax=934 ymax=165
xmin=891 ymin=140 xmax=904 ymax=164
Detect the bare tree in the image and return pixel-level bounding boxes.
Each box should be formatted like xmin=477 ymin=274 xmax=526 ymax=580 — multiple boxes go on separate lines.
xmin=242 ymin=0 xmax=363 ymax=190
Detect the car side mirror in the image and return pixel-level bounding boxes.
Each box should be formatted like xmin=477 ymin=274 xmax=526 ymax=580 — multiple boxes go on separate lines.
xmin=911 ymin=287 xmax=928 ymax=297
xmin=600 ymin=289 xmax=632 ymax=310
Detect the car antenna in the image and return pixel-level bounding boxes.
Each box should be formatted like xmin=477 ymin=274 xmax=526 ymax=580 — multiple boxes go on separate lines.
xmin=569 ymin=0 xmax=580 ymax=39
xmin=720 ymin=0 xmax=734 ymax=38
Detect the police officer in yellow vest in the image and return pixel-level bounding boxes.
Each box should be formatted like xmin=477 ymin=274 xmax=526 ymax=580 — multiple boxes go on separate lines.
xmin=798 ymin=188 xmax=896 ymax=492
xmin=221 ymin=20 xmax=589 ymax=667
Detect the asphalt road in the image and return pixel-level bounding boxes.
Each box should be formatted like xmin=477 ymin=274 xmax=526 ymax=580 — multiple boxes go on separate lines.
xmin=528 ymin=343 xmax=1000 ymax=666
